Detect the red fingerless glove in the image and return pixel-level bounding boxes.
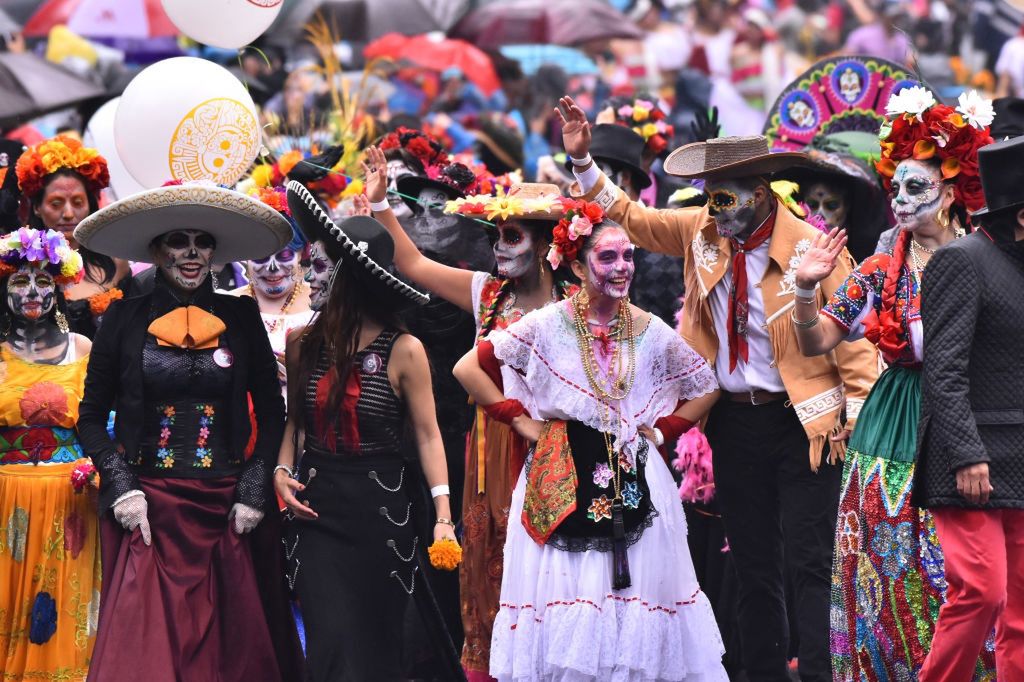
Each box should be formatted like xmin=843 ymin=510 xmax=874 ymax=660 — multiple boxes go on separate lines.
xmin=483 ymin=399 xmax=527 ymax=425
xmin=655 ymin=415 xmax=694 ymax=448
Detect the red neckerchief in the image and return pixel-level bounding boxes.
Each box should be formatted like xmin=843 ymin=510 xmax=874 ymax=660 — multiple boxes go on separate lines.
xmin=727 ymin=209 xmax=776 ymax=372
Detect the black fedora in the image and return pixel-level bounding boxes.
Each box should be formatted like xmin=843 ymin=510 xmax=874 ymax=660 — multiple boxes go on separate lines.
xmin=565 ymin=124 xmax=652 ymax=189
xmin=286 ymin=180 xmax=429 ymax=308
xmin=971 ymin=136 xmax=1024 ymax=220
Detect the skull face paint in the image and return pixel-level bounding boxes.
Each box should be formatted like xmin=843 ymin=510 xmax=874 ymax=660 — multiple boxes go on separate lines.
xmin=249 ymin=247 xmax=299 ymax=298
xmin=387 ymin=160 xmax=414 ymax=217
xmin=492 ymin=221 xmax=536 ymax=279
xmin=156 ymin=230 xmax=215 ymax=292
xmin=804 ymin=182 xmax=849 ymax=229
xmin=6 ymin=265 xmax=55 ymax=321
xmin=705 ymin=179 xmax=760 ymax=238
xmin=304 ymin=240 xmax=336 ymax=311
xmin=584 ymin=226 xmax=635 ymax=299
xmin=416 ymin=188 xmax=449 ymax=211
xmin=890 ymin=159 xmax=944 ymax=232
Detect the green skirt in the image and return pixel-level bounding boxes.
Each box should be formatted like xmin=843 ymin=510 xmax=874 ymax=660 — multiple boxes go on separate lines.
xmin=847 ymin=364 xmax=920 ymax=463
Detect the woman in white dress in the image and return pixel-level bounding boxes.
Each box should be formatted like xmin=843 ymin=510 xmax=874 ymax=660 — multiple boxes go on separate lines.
xmin=454 ymin=217 xmax=729 ymax=681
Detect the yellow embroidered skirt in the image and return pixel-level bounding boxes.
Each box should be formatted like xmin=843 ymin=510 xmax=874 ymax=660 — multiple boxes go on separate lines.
xmin=0 ymin=462 xmax=100 ymax=681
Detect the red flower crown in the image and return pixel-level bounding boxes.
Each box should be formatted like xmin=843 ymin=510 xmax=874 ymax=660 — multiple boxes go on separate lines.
xmin=546 ymin=198 xmax=606 ymax=269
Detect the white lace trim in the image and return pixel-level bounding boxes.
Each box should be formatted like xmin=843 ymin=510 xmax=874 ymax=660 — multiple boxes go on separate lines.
xmin=489 ymin=302 xmax=718 ymax=458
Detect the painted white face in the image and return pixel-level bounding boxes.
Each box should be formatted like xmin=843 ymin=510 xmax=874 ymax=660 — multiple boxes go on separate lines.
xmin=705 ymin=179 xmax=760 ymax=238
xmin=6 ymin=265 xmax=55 ymax=321
xmin=156 ymin=230 xmax=215 ymax=292
xmin=493 ymin=221 xmax=535 ymax=278
xmin=890 ymin=159 xmax=944 ymax=232
xmin=249 ymin=246 xmax=300 ymax=299
xmin=387 ymin=159 xmax=414 ymax=217
xmin=416 ymin=187 xmax=449 ymax=211
xmin=804 ymin=182 xmax=849 ymax=229
xmin=304 ymin=240 xmax=336 ymax=311
xmin=584 ymin=227 xmax=635 ymax=299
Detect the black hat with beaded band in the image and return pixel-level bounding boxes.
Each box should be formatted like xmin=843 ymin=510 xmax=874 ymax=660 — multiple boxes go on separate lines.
xmin=286 ymin=179 xmax=429 ymax=309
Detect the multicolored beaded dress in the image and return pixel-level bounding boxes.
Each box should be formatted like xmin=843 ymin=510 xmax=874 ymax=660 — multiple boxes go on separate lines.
xmin=0 ymin=343 xmax=99 ymax=681
xmin=822 ymin=251 xmax=997 ymax=680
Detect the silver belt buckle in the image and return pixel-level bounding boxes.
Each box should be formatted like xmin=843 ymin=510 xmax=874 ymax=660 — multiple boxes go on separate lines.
xmin=748 ymin=390 xmax=762 ymax=405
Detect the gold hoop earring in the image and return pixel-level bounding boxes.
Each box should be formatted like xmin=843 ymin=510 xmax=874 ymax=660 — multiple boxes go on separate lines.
xmin=937 ymin=208 xmax=950 ymax=229
xmin=55 ymin=310 xmax=70 ymax=334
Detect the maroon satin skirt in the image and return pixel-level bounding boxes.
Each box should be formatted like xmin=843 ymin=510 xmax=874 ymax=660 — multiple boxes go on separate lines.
xmin=88 ymin=476 xmax=302 ymax=682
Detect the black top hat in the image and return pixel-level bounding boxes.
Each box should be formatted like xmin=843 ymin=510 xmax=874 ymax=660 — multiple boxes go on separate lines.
xmin=286 ymin=180 xmax=429 ymax=308
xmin=565 ymin=124 xmax=652 ymax=189
xmin=971 ymin=136 xmax=1024 ymax=220
xmin=990 ymin=98 xmax=1024 ymax=141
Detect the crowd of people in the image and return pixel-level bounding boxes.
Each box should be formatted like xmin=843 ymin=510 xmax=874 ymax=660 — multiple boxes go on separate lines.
xmin=2 ymin=1 xmax=1024 ymax=682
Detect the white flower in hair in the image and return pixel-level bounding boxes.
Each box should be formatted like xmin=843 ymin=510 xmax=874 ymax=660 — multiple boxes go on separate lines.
xmin=885 ymin=86 xmax=936 ymax=119
xmin=956 ymin=90 xmax=995 ymax=129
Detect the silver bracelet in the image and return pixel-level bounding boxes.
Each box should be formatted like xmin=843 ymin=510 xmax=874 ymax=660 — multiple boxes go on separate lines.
xmin=273 ymin=464 xmax=295 ymax=478
xmin=791 ymin=312 xmax=820 ymax=329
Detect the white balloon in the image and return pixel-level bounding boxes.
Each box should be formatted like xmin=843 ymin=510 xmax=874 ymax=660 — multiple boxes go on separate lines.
xmin=83 ymin=98 xmax=147 ymax=201
xmin=115 ymin=57 xmax=262 ymax=189
xmin=161 ymin=0 xmax=284 ymax=50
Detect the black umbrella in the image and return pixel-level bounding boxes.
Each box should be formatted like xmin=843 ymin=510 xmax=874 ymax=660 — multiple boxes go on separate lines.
xmin=266 ymin=0 xmax=469 ymax=45
xmin=0 ymin=52 xmax=106 ymax=128
xmin=450 ymin=0 xmax=643 ymax=47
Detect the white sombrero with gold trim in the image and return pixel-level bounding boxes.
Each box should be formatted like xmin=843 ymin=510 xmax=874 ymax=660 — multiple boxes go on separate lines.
xmin=74 ymin=184 xmax=292 ymax=264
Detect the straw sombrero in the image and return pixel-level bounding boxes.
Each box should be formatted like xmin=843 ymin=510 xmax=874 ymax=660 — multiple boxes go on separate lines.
xmin=286 ymin=180 xmax=429 ymax=307
xmin=74 ymin=184 xmax=292 ymax=265
xmin=664 ymin=135 xmax=808 ymax=180
xmin=443 ymin=182 xmax=566 ymax=222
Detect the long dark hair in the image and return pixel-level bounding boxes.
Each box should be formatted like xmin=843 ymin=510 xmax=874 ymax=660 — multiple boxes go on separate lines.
xmin=292 ymin=258 xmax=407 ymax=436
xmin=28 ymin=169 xmax=117 ymax=285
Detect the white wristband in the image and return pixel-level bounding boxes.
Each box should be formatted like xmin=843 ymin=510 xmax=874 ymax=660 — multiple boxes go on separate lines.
xmin=569 ymin=153 xmax=592 ymax=167
xmin=794 ymin=284 xmax=816 ymax=299
xmin=369 ymin=198 xmax=390 ymax=212
xmin=653 ymin=428 xmax=665 ymax=448
xmin=430 ymin=484 xmax=450 ymax=498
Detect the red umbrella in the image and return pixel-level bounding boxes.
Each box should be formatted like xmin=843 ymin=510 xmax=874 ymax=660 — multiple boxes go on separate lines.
xmin=364 ymin=33 xmax=500 ymax=95
xmin=450 ymin=0 xmax=643 ymax=47
xmin=23 ymin=0 xmax=177 ymax=39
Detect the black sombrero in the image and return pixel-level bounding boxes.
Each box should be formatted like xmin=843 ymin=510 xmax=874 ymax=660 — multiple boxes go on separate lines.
xmin=286 ymin=180 xmax=429 ymax=307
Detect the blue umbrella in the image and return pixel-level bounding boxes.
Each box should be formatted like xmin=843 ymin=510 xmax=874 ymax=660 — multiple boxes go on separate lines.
xmin=499 ymin=45 xmax=598 ymax=76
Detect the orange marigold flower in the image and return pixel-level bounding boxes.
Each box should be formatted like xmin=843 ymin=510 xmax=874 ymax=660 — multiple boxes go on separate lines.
xmin=277 ymin=150 xmax=303 ymax=176
xmin=428 ymin=538 xmax=463 ymax=571
xmin=88 ymin=287 xmax=123 ymax=316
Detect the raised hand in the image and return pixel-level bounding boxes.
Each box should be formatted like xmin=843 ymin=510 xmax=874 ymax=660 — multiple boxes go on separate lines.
xmin=360 ymin=145 xmax=389 ymax=204
xmin=555 ymin=95 xmax=592 ymax=160
xmin=352 ymin=193 xmax=372 ymax=217
xmin=690 ymin=106 xmax=720 ymax=143
xmin=795 ymin=227 xmax=848 ymax=290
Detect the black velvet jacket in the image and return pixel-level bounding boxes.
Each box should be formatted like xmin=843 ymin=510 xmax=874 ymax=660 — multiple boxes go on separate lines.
xmin=77 ymin=273 xmax=285 ymax=513
xmin=915 ymin=231 xmax=1024 ymax=509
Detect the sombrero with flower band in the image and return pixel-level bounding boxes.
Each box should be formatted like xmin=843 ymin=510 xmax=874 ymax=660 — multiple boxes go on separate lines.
xmin=286 ymin=180 xmax=429 ymax=307
xmin=443 ymin=182 xmax=567 ymax=222
xmin=0 ymin=228 xmax=84 ymax=286
xmin=16 ymin=135 xmax=109 ymax=199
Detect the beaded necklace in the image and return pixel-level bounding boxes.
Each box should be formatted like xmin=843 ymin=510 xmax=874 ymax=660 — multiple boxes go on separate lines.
xmin=250 ymin=280 xmax=303 ymax=335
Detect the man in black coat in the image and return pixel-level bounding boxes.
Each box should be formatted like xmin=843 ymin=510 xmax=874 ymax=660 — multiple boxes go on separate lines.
xmin=915 ymin=135 xmax=1024 ymax=682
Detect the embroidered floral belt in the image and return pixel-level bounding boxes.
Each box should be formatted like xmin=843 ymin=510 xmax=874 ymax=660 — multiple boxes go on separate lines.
xmin=133 ymin=399 xmax=240 ymax=476
xmin=0 ymin=426 xmax=83 ymax=464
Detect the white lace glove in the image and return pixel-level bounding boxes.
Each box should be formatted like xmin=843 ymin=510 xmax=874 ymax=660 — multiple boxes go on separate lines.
xmin=228 ymin=503 xmax=264 ymax=535
xmin=112 ymin=491 xmax=152 ymax=546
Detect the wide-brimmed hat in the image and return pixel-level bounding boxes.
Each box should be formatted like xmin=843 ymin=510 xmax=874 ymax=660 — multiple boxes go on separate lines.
xmin=564 ymin=124 xmax=651 ymax=189
xmin=286 ymin=180 xmax=429 ymax=307
xmin=664 ymin=135 xmax=808 ymax=180
xmin=971 ymin=136 xmax=1024 ymax=220
xmin=396 ymin=162 xmax=478 ymax=211
xmin=443 ymin=182 xmax=564 ymax=223
xmin=74 ymin=183 xmax=293 ymax=265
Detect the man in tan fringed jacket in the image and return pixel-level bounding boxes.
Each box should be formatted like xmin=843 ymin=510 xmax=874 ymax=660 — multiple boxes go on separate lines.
xmin=557 ymin=96 xmax=878 ymax=682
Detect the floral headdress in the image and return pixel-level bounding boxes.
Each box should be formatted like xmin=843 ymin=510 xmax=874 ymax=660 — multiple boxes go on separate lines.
xmin=378 ymin=126 xmax=448 ymax=169
xmin=444 ymin=184 xmax=562 ymax=222
xmin=16 ymin=135 xmax=109 ymax=200
xmin=876 ymin=88 xmax=994 ymax=215
xmin=247 ymin=149 xmax=350 ymax=208
xmin=0 ymin=228 xmax=84 ymax=286
xmin=546 ymin=198 xmax=606 ymax=269
xmin=613 ymin=98 xmax=674 ymax=157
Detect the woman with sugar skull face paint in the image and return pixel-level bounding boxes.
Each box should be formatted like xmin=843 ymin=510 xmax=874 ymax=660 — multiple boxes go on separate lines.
xmin=361 ymin=144 xmax=581 ymax=680
xmin=791 ymin=88 xmax=997 ymax=680
xmin=0 ymin=228 xmax=101 ymax=681
xmin=453 ymin=220 xmax=728 ymax=681
xmin=277 ymin=183 xmax=462 ymax=680
xmin=72 ymin=183 xmax=303 ymax=681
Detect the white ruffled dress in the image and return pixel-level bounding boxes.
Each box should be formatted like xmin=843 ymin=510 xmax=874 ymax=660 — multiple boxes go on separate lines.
xmin=487 ymin=301 xmax=729 ymax=682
